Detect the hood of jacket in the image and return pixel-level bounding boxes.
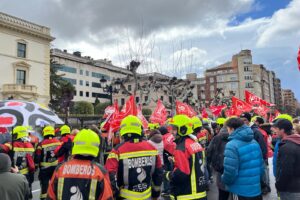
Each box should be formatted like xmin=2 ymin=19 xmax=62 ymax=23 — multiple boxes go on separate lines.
xmin=229 ymin=125 xmax=254 ymax=142
xmin=283 ymin=134 xmax=300 ymax=145
xmin=158 ymin=126 xmax=168 ymax=135
xmin=149 ymin=133 xmax=163 ymax=143
xmin=0 ymin=153 xmax=11 ymax=173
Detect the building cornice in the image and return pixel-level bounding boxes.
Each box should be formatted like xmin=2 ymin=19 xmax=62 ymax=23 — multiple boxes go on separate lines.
xmin=0 ymin=12 xmax=55 ymax=42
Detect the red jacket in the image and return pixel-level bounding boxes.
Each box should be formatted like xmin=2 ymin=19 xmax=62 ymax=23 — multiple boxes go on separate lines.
xmin=54 ymin=134 xmax=74 ymax=163
xmin=167 ymin=137 xmax=207 ymax=199
xmin=162 ymin=133 xmax=176 ymax=155
xmin=35 ymin=137 xmax=61 ymax=170
xmin=258 ymin=127 xmax=273 ymax=158
xmin=0 ymin=141 xmax=35 ymax=175
xmin=47 ymin=158 xmax=113 ymax=200
xmin=105 ymin=139 xmax=163 ymax=199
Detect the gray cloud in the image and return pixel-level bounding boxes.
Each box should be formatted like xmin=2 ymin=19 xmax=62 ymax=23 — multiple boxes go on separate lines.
xmin=1 ymin=0 xmax=254 ymax=42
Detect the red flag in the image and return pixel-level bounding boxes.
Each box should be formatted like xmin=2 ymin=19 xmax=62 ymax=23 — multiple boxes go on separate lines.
xmin=201 ymin=108 xmax=208 ymax=118
xmin=297 ymin=47 xmax=300 ymax=71
xmin=102 ymin=100 xmax=119 ymax=130
xmin=150 ymin=100 xmax=167 ymax=125
xmin=245 ymin=90 xmax=275 ymax=107
xmin=209 ymin=105 xmax=227 ymax=116
xmin=137 ymin=105 xmax=148 ymax=129
xmin=225 ymin=106 xmax=235 ymax=117
xmin=176 ymin=101 xmax=197 ymax=117
xmin=108 ymin=95 xmax=137 ymax=138
xmin=232 ymin=96 xmax=252 ymax=116
xmin=253 ymin=104 xmax=269 ymax=118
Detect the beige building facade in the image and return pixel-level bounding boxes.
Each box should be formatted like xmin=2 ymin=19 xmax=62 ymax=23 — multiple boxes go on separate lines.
xmin=193 ymin=50 xmax=279 ymax=106
xmin=0 ymin=12 xmax=54 ymax=104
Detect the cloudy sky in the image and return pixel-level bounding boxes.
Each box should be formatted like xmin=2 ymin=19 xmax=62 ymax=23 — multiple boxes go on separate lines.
xmin=1 ymin=0 xmax=300 ymax=99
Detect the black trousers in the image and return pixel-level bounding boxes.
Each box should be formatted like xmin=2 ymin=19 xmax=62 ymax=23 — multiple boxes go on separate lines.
xmin=218 ymin=188 xmax=230 ymax=200
xmin=39 ymin=168 xmax=55 ymax=200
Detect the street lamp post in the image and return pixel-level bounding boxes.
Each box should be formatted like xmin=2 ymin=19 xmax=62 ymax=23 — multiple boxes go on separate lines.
xmin=100 ymin=77 xmax=121 ymax=105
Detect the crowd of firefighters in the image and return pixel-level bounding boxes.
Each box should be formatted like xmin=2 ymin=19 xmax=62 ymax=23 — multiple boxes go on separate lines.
xmin=0 ymin=113 xmax=298 ymax=200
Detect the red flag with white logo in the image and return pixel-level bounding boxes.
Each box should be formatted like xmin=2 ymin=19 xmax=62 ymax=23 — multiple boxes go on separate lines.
xmin=209 ymin=105 xmax=227 ymax=116
xmin=150 ymin=100 xmax=167 ymax=125
xmin=232 ymin=96 xmax=252 ymax=116
xmin=245 ymin=90 xmax=275 ymax=107
xmin=176 ymin=101 xmax=197 ymax=117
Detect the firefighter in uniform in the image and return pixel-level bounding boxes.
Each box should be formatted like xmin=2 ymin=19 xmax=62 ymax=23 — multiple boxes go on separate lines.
xmin=105 ymin=115 xmax=163 ymax=200
xmin=35 ymin=125 xmax=61 ymax=200
xmin=191 ymin=116 xmax=204 ymax=146
xmin=166 ymin=115 xmax=207 ymax=200
xmin=54 ymin=125 xmax=74 ymax=163
xmin=47 ymin=129 xmax=113 ymax=200
xmin=0 ymin=126 xmax=35 ymax=198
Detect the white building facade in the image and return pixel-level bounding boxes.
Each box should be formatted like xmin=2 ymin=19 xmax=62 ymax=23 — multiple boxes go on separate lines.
xmin=51 ymin=49 xmax=132 ymax=104
xmin=0 ymin=12 xmax=54 ymax=104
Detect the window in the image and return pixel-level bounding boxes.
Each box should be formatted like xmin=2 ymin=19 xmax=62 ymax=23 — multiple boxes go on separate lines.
xmin=16 ymin=70 xmax=26 ymax=84
xmin=231 ymin=82 xmax=238 ymax=89
xmin=121 ymin=98 xmax=125 ymax=105
xmin=230 ymin=76 xmax=237 ymax=81
xmin=209 ymin=77 xmax=214 ymax=83
xmin=86 ymin=92 xmax=89 ymax=97
xmin=62 ymin=77 xmax=76 ymax=85
xmin=136 ymin=96 xmax=140 ymax=103
xmin=80 ymin=70 xmax=83 ymax=75
xmin=210 ymin=85 xmax=214 ymax=91
xmin=128 ymin=85 xmax=132 ymax=91
xmin=80 ymin=80 xmax=83 ymax=86
xmin=244 ymin=75 xmax=252 ymax=80
xmin=245 ymin=82 xmax=253 ymax=88
xmin=17 ymin=43 xmax=26 ymax=58
xmin=86 ymin=81 xmax=89 ymax=87
xmin=91 ymin=72 xmax=110 ymax=80
xmin=144 ymin=96 xmax=148 ymax=102
xmin=58 ymin=65 xmax=77 ymax=73
xmin=86 ymin=71 xmax=89 ymax=76
xmin=80 ymin=91 xmax=83 ymax=96
xmin=92 ymin=82 xmax=101 ymax=88
xmin=217 ymin=76 xmax=224 ymax=82
xmin=244 ymin=66 xmax=251 ymax=72
xmin=92 ymin=93 xmax=110 ymax=99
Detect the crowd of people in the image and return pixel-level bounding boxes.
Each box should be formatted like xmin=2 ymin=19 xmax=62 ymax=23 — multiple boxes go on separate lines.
xmin=0 ymin=112 xmax=300 ymax=200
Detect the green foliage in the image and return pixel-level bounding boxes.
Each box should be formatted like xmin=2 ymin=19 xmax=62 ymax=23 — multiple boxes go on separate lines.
xmin=71 ymin=101 xmax=94 ymax=115
xmin=94 ymin=97 xmax=100 ymax=106
xmin=94 ymin=101 xmax=111 ymax=115
xmin=49 ymin=61 xmax=75 ymax=112
xmin=142 ymin=108 xmax=152 ymax=116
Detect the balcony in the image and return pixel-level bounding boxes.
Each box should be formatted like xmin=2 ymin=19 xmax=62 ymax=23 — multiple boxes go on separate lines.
xmin=2 ymin=84 xmax=38 ymax=97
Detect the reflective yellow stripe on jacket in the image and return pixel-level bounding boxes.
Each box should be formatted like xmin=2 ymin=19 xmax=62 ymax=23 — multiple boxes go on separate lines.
xmin=119 ymin=150 xmax=158 ymax=159
xmin=41 ymin=160 xmax=58 ymax=168
xmin=120 ymin=187 xmax=151 ymax=200
xmin=177 ymin=192 xmax=207 ymax=200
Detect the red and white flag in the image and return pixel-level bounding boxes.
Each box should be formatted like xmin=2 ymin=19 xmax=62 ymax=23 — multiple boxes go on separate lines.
xmin=232 ymin=96 xmax=252 ymax=116
xmin=150 ymin=100 xmax=167 ymax=125
xmin=176 ymin=101 xmax=197 ymax=118
xmin=209 ymin=105 xmax=227 ymax=116
xmin=245 ymin=90 xmax=275 ymax=107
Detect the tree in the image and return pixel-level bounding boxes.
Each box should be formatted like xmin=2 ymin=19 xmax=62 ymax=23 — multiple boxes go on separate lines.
xmin=49 ymin=60 xmax=75 ymax=113
xmin=94 ymin=102 xmax=111 ymax=115
xmin=71 ymin=101 xmax=94 ymax=115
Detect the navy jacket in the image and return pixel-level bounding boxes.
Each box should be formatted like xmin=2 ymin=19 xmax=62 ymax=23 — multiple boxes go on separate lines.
xmin=222 ymin=125 xmax=264 ymax=197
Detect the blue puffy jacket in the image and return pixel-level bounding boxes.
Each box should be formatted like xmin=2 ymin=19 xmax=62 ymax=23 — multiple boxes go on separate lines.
xmin=221 ymin=125 xmax=264 ymax=197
